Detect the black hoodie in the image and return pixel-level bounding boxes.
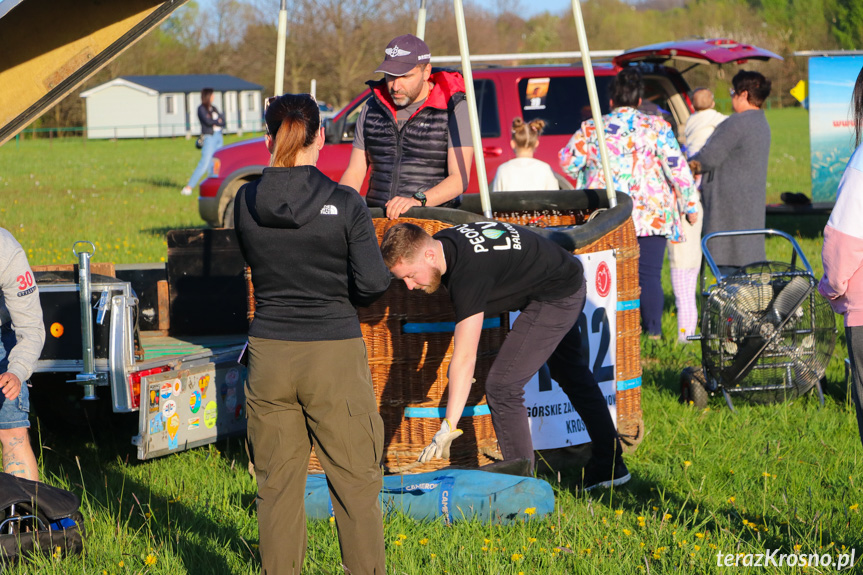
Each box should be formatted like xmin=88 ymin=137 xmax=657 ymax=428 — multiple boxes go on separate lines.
xmin=234 ymin=166 xmax=390 ymax=341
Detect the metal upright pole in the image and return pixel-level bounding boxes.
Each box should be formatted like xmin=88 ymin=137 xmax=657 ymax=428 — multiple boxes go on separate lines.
xmin=570 ymin=0 xmax=617 ymax=209
xmin=416 ymin=0 xmax=428 ymax=40
xmin=453 ymin=0 xmax=492 ymax=218
xmin=274 ymin=0 xmax=288 ymax=96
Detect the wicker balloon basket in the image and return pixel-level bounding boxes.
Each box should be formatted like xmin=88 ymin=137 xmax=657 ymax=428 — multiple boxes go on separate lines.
xmin=244 ymin=191 xmax=644 ymax=474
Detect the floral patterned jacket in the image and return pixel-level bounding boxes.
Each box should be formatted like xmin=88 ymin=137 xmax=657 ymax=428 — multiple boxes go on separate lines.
xmin=559 ymin=107 xmax=697 ymax=241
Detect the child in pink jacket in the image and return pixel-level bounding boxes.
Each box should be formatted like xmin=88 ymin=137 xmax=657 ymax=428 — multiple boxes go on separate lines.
xmin=819 ymin=66 xmax=863 ymax=446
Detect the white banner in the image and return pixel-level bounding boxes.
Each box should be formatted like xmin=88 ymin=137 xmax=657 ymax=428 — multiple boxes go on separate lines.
xmin=520 ymin=250 xmax=617 ymax=450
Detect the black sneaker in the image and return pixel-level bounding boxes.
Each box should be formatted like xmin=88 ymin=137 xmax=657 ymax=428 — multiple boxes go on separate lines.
xmin=581 ymin=458 xmax=631 ymax=491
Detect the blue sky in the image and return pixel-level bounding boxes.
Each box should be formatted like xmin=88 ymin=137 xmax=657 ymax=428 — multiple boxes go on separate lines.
xmin=474 ymin=0 xmax=574 ymax=17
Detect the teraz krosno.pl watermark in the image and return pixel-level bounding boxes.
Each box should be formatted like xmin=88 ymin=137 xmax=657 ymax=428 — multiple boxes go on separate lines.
xmin=716 ymin=549 xmax=856 ymax=570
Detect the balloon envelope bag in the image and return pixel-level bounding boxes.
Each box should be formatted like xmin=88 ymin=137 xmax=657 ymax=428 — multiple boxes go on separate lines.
xmin=0 ymin=475 xmax=84 ymax=562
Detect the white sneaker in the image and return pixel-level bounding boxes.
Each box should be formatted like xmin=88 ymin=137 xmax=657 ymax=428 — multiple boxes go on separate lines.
xmin=181 ymin=186 xmax=193 ymax=196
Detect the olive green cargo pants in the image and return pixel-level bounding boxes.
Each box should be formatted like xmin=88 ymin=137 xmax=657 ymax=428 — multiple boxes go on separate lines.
xmin=246 ymin=336 xmax=386 ymax=574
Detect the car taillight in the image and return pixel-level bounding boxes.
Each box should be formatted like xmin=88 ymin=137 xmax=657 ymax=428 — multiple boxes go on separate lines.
xmin=128 ymin=366 xmax=172 ymax=409
xmin=210 ymin=158 xmax=221 ymax=177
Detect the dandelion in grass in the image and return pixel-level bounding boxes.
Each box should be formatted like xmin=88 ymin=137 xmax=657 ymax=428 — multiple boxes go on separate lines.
xmin=329 ymin=517 xmax=335 ymax=523
xmin=145 ymin=554 xmax=157 ymax=566
xmin=683 ymin=460 xmax=692 ymax=468
xmin=53 ymin=546 xmax=61 ymax=559
xmin=419 ymin=538 xmax=428 ymax=545
xmin=511 ymin=553 xmax=523 ymax=561
xmin=528 ymin=537 xmax=537 ymax=543
xmin=728 ymin=496 xmax=736 ymax=503
xmin=695 ymin=532 xmax=704 ymax=539
xmin=119 ymin=560 xmax=125 ymax=567
xmin=694 ymin=544 xmax=701 ymax=551
xmin=615 ymin=509 xmax=624 ymax=516
xmin=397 ymin=534 xmax=407 ymax=540
xmin=663 ymin=513 xmax=672 ymax=521
xmin=637 ymin=516 xmax=646 ymax=527
xmin=623 ymin=529 xmax=631 ymax=536
xmin=850 ymin=503 xmax=859 ymax=512
xmin=524 ymin=507 xmax=536 ymax=516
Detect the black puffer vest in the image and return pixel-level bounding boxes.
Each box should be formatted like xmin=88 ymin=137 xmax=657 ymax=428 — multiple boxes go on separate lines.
xmin=364 ymin=71 xmax=466 ymax=208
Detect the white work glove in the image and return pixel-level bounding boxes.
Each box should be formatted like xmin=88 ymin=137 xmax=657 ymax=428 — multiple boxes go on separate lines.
xmin=418 ymin=419 xmax=463 ymax=463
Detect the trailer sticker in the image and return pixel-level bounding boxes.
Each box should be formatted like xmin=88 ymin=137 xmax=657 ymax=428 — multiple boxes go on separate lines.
xmin=160 ymin=382 xmax=173 ymax=400
xmin=188 ymin=417 xmax=200 ymax=430
xmin=172 ymin=378 xmax=182 ymax=396
xmin=167 ymin=414 xmax=180 ymax=438
xmin=225 ymin=368 xmax=239 ymax=386
xmin=225 ymin=388 xmax=237 ymax=412
xmin=204 ymin=401 xmax=218 ymax=429
xmin=189 ymin=391 xmax=202 ymax=414
xmin=198 ymin=374 xmax=211 ymax=397
xmin=149 ymin=415 xmax=164 ymax=435
xmin=149 ymin=384 xmax=161 ymax=414
xmin=162 ymin=400 xmax=177 ymax=419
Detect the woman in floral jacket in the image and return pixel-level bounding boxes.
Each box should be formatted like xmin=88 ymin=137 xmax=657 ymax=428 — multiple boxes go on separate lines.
xmin=559 ymin=67 xmax=697 ymax=338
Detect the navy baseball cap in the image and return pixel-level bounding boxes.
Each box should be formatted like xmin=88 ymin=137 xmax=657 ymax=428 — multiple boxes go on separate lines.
xmin=374 ymin=34 xmax=431 ymax=77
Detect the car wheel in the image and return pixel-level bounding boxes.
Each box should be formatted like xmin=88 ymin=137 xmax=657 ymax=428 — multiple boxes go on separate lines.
xmin=222 ymin=196 xmax=235 ymax=229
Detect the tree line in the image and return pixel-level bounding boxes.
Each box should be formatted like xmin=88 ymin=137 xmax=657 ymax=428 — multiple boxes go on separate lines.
xmin=33 ymin=0 xmax=863 ymax=133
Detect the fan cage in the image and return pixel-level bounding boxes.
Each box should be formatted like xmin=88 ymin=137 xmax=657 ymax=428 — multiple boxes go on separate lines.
xmin=700 ymin=261 xmax=836 ymax=404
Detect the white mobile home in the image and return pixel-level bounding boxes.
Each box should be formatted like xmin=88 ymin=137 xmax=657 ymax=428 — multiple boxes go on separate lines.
xmin=80 ymin=74 xmax=263 ymax=139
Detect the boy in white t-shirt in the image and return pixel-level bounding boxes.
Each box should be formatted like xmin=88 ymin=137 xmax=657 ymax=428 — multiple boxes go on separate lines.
xmin=492 ymin=118 xmax=560 ymax=192
xmin=670 ymin=88 xmax=727 ymax=342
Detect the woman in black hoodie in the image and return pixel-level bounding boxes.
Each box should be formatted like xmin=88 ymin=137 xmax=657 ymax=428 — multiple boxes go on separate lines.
xmin=234 ymin=94 xmax=391 ymax=575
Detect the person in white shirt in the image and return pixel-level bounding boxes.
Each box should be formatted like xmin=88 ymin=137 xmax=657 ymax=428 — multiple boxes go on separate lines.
xmin=670 ymin=88 xmax=726 ymax=342
xmin=684 ymin=88 xmax=727 ymax=156
xmin=492 ymin=118 xmax=560 ymax=192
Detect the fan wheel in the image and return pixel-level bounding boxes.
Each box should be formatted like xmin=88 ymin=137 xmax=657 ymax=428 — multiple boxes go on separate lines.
xmin=680 ymin=366 xmax=709 ymax=408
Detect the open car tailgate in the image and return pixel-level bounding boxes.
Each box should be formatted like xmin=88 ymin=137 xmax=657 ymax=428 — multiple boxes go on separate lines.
xmin=614 ymin=38 xmax=783 ymax=67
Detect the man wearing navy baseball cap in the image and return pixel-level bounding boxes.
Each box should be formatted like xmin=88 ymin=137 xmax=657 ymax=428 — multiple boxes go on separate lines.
xmin=340 ymin=34 xmax=474 ymax=219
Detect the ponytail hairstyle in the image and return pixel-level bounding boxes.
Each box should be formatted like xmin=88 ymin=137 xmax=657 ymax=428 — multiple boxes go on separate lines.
xmin=511 ymin=117 xmax=546 ymax=150
xmin=853 ymin=65 xmax=863 ymax=147
xmin=264 ymin=93 xmax=321 ymax=168
xmin=610 ymin=67 xmax=643 ymax=108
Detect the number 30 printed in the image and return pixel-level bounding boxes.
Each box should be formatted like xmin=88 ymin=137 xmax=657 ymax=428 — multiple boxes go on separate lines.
xmin=16 ymin=272 xmax=33 ymax=290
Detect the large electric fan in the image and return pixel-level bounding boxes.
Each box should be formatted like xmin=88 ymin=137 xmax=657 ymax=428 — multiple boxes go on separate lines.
xmin=681 ymin=230 xmax=837 ymax=410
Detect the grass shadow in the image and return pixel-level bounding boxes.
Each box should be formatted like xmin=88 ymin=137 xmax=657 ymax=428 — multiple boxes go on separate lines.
xmin=129 ymin=177 xmax=183 ymax=190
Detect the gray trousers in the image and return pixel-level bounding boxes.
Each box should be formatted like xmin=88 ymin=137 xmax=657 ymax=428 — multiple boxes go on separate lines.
xmin=485 ymin=284 xmax=623 ymax=469
xmin=246 ymin=336 xmax=386 ymax=575
xmin=848 ymin=327 xmax=863 ymax=449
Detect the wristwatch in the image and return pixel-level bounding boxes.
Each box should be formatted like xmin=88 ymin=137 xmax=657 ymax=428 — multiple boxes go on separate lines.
xmin=412 ymin=191 xmax=427 ymax=207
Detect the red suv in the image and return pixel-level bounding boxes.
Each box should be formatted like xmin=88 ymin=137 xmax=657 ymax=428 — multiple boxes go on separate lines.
xmin=198 ymin=39 xmax=780 ymax=228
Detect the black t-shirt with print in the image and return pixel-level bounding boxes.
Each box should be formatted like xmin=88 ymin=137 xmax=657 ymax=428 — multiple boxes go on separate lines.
xmin=435 ymin=221 xmax=584 ymax=322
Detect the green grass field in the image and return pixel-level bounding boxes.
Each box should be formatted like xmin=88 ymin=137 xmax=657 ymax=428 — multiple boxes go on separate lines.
xmin=2 ymin=108 xmax=860 ymax=574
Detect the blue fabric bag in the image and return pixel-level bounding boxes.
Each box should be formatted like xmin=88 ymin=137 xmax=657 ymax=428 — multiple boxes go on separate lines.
xmin=304 ymin=469 xmax=554 ymax=524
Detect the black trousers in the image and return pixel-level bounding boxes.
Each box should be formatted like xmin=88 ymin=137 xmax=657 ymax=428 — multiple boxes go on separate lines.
xmin=484 ymin=283 xmax=623 ymax=469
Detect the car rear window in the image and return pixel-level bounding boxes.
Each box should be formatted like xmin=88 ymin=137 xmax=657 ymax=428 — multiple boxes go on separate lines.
xmin=474 ymin=79 xmax=500 ymax=138
xmin=518 ymin=75 xmax=613 ymax=135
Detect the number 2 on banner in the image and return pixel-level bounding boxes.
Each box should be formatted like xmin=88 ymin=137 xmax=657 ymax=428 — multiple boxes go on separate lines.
xmin=576 ymin=307 xmax=614 ymax=383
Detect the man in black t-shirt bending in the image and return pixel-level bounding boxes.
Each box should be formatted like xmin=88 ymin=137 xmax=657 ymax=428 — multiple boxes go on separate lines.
xmin=381 ymin=221 xmax=630 ymax=490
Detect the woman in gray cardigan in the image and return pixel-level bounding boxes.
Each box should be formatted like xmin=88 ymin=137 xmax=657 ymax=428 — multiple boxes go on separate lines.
xmin=689 ymin=71 xmax=772 ymax=272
